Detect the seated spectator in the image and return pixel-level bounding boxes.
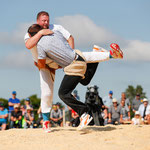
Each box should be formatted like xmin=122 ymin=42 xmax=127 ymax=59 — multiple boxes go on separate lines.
xmin=24 ymin=98 xmax=33 ymax=111
xmin=8 ymin=91 xmax=20 ymax=122
xmin=36 ymin=107 xmax=43 ymax=128
xmin=70 ymin=109 xmax=80 ymax=127
xmin=10 ymin=104 xmax=22 ymax=128
xmin=24 ymin=106 xmax=34 ymax=128
xmin=138 ymin=98 xmax=150 ymax=120
xmin=50 ymin=104 xmax=63 ymax=127
xmin=132 ymin=111 xmax=144 ymax=125
xmin=108 ymin=98 xmax=122 ymax=125
xmin=101 ymin=108 xmax=108 ymax=125
xmin=120 ymin=100 xmax=131 ymax=124
xmin=0 ymin=102 xmax=8 ymax=130
xmin=120 ymin=92 xmax=131 ymax=109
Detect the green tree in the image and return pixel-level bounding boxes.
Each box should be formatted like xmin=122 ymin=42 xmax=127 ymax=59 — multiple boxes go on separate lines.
xmin=125 ymin=85 xmax=146 ymax=102
xmin=0 ymin=98 xmax=8 ymax=108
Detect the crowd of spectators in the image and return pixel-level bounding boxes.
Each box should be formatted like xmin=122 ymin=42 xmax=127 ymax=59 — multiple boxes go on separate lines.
xmin=1 ymin=89 xmax=150 ymax=131
xmin=0 ymin=91 xmax=63 ymax=130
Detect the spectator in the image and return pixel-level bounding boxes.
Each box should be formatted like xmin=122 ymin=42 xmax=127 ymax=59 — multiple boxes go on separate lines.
xmin=145 ymin=103 xmax=150 ymax=124
xmin=132 ymin=93 xmax=142 ymax=113
xmin=24 ymin=106 xmax=34 ymax=128
xmin=138 ymin=98 xmax=150 ymax=120
xmin=10 ymin=104 xmax=22 ymax=128
xmin=70 ymin=109 xmax=80 ymax=127
xmin=108 ymin=98 xmax=121 ymax=125
xmin=8 ymin=91 xmax=20 ymax=121
xmin=101 ymin=108 xmax=108 ymax=125
xmin=0 ymin=102 xmax=8 ymax=130
xmin=120 ymin=100 xmax=131 ymax=124
xmin=50 ymin=104 xmax=63 ymax=127
xmin=36 ymin=107 xmax=43 ymax=128
xmin=24 ymin=98 xmax=33 ymax=111
xmin=120 ymin=92 xmax=131 ymax=109
xmin=103 ymin=91 xmax=113 ymax=109
xmin=132 ymin=111 xmax=144 ymax=125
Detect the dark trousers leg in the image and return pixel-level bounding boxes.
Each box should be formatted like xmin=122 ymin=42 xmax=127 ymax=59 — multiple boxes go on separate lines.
xmin=58 ymin=75 xmax=88 ymax=116
xmin=80 ymin=63 xmax=99 ymax=86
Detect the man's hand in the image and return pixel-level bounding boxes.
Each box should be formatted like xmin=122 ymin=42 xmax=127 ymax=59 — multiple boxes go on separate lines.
xmin=39 ymin=29 xmax=54 ymax=36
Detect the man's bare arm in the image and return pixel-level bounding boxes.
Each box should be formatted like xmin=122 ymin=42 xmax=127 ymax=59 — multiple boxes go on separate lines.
xmin=67 ymin=35 xmax=74 ymax=49
xmin=25 ymin=29 xmax=54 ymax=49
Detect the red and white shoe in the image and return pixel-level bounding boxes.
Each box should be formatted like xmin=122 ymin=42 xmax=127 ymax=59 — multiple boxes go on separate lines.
xmin=110 ymin=43 xmax=123 ymax=59
xmin=93 ymin=45 xmax=108 ymax=52
xmin=77 ymin=113 xmax=93 ymax=130
xmin=43 ymin=121 xmax=51 ymax=133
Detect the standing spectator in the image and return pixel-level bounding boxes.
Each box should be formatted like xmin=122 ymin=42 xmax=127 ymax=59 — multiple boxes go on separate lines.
xmin=138 ymin=98 xmax=150 ymax=120
xmin=24 ymin=98 xmax=33 ymax=111
xmin=132 ymin=111 xmax=144 ymax=125
xmin=0 ymin=102 xmax=8 ymax=130
xmin=8 ymin=91 xmax=20 ymax=121
xmin=70 ymin=109 xmax=80 ymax=127
xmin=120 ymin=100 xmax=130 ymax=124
xmin=10 ymin=104 xmax=22 ymax=128
xmin=50 ymin=104 xmax=63 ymax=127
xmin=120 ymin=92 xmax=131 ymax=109
xmin=103 ymin=91 xmax=113 ymax=109
xmin=24 ymin=106 xmax=34 ymax=128
xmin=132 ymin=93 xmax=142 ymax=113
xmin=108 ymin=98 xmax=122 ymax=125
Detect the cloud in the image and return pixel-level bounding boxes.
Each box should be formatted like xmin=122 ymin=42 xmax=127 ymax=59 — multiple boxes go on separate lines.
xmin=55 ymin=15 xmax=150 ymax=61
xmin=0 ymin=15 xmax=149 ymax=63
xmin=0 ymin=50 xmax=34 ymax=69
xmin=0 ymin=22 xmax=33 ymax=45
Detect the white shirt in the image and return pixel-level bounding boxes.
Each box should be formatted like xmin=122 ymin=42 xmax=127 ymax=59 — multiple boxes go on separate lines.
xmin=138 ymin=104 xmax=150 ymax=117
xmin=132 ymin=118 xmax=144 ymax=125
xmin=24 ymin=24 xmax=71 ymax=63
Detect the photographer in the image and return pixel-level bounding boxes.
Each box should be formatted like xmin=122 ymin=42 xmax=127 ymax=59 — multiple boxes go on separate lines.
xmin=85 ymin=85 xmax=105 ymax=126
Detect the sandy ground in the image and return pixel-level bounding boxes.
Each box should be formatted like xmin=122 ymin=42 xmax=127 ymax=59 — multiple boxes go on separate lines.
xmin=0 ymin=125 xmax=150 ymax=150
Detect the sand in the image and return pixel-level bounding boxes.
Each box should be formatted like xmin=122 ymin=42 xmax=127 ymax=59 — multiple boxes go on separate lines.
xmin=0 ymin=125 xmax=150 ymax=150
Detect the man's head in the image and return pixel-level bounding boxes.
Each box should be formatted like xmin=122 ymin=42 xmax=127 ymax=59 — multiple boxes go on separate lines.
xmin=53 ymin=104 xmax=58 ymax=111
xmin=25 ymin=98 xmax=30 ymax=105
xmin=143 ymin=98 xmax=148 ymax=107
xmin=14 ymin=104 xmax=19 ymax=112
xmin=136 ymin=93 xmax=140 ymax=100
xmin=112 ymin=98 xmax=117 ymax=107
xmin=12 ymin=91 xmax=16 ymax=99
xmin=28 ymin=24 xmax=43 ymax=37
xmin=121 ymin=92 xmax=126 ymax=100
xmin=121 ymin=100 xmax=125 ymax=106
xmin=109 ymin=90 xmax=113 ymax=98
xmin=37 ymin=11 xmax=49 ymax=29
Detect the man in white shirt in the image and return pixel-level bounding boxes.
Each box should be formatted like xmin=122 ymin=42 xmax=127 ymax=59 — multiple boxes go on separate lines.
xmin=138 ymin=98 xmax=150 ymax=119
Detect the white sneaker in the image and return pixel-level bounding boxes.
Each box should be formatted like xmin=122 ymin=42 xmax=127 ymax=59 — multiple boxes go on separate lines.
xmin=77 ymin=113 xmax=93 ymax=130
xmin=43 ymin=121 xmax=51 ymax=133
xmin=93 ymin=45 xmax=108 ymax=52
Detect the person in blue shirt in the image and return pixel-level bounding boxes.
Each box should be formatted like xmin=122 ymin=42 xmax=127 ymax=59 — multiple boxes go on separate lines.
xmin=0 ymin=102 xmax=8 ymax=130
xmin=8 ymin=91 xmax=20 ymax=121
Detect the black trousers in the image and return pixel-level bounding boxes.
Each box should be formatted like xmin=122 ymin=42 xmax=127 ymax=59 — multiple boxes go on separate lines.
xmin=58 ymin=62 xmax=99 ymax=116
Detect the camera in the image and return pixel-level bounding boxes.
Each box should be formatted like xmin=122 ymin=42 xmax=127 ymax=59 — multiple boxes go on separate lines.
xmin=85 ymin=85 xmax=99 ymax=105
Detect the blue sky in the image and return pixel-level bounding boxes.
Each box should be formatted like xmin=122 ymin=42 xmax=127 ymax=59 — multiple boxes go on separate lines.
xmin=0 ymin=0 xmax=150 ymax=103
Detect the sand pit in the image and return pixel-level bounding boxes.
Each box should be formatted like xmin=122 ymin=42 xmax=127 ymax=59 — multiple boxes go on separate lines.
xmin=0 ymin=125 xmax=150 ymax=150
